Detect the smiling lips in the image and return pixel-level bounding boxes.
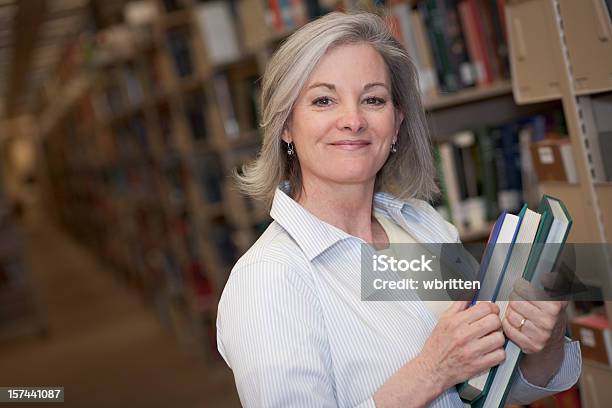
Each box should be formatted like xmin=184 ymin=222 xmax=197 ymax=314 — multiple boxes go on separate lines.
xmin=329 ymin=140 xmax=371 ymax=150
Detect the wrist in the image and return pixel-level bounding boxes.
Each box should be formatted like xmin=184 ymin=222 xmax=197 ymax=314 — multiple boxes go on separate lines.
xmin=412 ymin=353 xmax=445 ymax=399
xmin=373 ymin=353 xmax=445 ymax=408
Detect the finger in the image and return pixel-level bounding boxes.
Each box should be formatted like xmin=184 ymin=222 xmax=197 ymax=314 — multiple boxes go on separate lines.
xmin=441 ymin=300 xmax=470 ymax=319
xmin=509 ymin=300 xmax=556 ymax=332
xmin=506 ymin=306 xmax=553 ymax=348
xmin=462 ymin=302 xmax=499 ymax=324
xmin=473 ymin=347 xmax=506 ymax=370
xmin=513 ymin=278 xmax=536 ymax=301
xmin=534 ymin=300 xmax=567 ymax=317
xmin=505 ymin=307 xmax=526 ymax=330
xmin=512 ymin=278 xmax=549 ymax=301
xmin=502 ymin=318 xmax=532 ymax=352
xmin=539 ymin=272 xmax=558 ymax=291
xmin=468 ymin=313 xmax=502 ymax=339
xmin=507 ymin=291 xmax=545 ymax=316
xmin=510 ymin=290 xmax=566 ymax=317
xmin=451 ymin=300 xmax=470 ymax=312
xmin=471 ymin=330 xmax=506 ymax=356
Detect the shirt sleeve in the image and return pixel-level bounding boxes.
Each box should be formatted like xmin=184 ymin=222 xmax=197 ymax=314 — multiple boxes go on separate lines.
xmin=506 ymin=337 xmax=582 ymax=405
xmin=217 ymin=260 xmax=372 ymax=408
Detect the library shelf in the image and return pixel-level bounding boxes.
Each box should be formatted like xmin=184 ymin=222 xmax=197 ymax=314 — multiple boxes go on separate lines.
xmin=423 ymin=81 xmax=513 ymax=112
xmin=35 ymin=0 xmax=612 ymax=371
xmin=161 ymin=9 xmax=192 ymax=28
xmin=506 ymin=0 xmax=612 ymax=403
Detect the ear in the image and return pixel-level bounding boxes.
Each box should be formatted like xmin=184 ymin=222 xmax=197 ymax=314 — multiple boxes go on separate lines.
xmin=394 ymin=109 xmax=405 ymax=138
xmin=281 ymin=127 xmax=292 ymax=144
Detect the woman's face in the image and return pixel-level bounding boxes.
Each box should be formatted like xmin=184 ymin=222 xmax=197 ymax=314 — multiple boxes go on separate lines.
xmin=283 ymin=42 xmax=404 ymax=192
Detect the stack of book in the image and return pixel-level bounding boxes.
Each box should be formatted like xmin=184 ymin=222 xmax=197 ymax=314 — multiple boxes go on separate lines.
xmin=458 ymin=194 xmax=573 ymax=407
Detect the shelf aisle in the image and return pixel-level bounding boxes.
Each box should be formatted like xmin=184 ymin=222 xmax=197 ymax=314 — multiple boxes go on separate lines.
xmin=0 ymin=208 xmax=239 ymax=408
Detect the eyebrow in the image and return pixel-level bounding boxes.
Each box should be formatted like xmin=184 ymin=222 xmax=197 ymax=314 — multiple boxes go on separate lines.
xmin=306 ymin=82 xmax=389 ymax=91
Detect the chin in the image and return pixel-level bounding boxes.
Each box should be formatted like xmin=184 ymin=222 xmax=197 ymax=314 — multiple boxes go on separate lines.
xmin=324 ymin=171 xmax=376 ymax=186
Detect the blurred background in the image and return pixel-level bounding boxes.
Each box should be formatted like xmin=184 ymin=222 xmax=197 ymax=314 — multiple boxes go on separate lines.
xmin=0 ymin=0 xmax=611 ymax=407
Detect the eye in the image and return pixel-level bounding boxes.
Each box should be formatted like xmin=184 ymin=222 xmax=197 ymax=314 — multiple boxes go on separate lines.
xmin=312 ymin=96 xmax=333 ymax=107
xmin=364 ymin=97 xmax=386 ymax=106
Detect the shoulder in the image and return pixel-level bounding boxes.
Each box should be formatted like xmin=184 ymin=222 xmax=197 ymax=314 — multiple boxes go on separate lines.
xmin=219 ymin=220 xmax=315 ymax=311
xmin=403 ymin=197 xmax=461 ymax=243
xmin=217 ymin=221 xmax=321 ymax=363
xmin=231 ymin=220 xmax=313 ymax=277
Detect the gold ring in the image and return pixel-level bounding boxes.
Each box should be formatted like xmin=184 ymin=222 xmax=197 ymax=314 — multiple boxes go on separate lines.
xmin=518 ymin=318 xmax=526 ymax=330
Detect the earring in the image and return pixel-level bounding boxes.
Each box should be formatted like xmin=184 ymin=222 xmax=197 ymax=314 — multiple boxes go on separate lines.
xmin=287 ymin=142 xmax=295 ymax=156
xmin=391 ymin=142 xmax=397 ymax=153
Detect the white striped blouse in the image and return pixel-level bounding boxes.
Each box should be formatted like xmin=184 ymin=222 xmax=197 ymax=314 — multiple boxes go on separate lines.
xmin=217 ymin=187 xmax=581 ymax=407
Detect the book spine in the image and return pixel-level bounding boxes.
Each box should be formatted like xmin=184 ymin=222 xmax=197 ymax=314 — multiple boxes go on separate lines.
xmin=458 ymin=0 xmax=485 ymax=85
xmin=411 ymin=9 xmax=440 ymax=97
xmin=442 ymin=0 xmax=476 ymax=87
xmin=420 ymin=0 xmax=458 ymax=93
xmin=268 ymin=0 xmax=284 ymax=33
xmin=476 ymin=127 xmax=498 ymax=220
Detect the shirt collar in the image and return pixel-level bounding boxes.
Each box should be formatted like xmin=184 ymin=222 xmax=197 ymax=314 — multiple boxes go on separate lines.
xmin=269 ymin=185 xmax=428 ymax=261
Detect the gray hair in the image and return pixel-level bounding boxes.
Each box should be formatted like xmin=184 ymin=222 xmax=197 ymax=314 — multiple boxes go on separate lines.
xmin=234 ymin=11 xmax=438 ymax=206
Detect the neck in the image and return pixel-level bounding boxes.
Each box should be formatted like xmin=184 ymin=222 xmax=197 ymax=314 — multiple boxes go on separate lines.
xmin=296 ymin=178 xmax=377 ymax=242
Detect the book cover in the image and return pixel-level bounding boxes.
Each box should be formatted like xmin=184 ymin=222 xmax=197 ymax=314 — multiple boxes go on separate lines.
xmin=476 ymin=196 xmax=571 ymax=408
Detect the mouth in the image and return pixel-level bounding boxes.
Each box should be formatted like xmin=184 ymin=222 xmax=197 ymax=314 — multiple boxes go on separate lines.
xmin=328 ymin=140 xmax=371 ymax=150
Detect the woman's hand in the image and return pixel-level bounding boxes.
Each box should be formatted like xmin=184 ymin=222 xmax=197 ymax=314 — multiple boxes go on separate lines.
xmin=502 ymin=278 xmax=567 ymax=354
xmin=374 ymin=301 xmax=506 ymax=408
xmin=418 ymin=301 xmax=507 ymax=392
xmin=502 ymin=278 xmax=568 ymax=386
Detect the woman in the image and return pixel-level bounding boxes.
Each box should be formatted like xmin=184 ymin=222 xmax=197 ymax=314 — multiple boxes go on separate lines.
xmin=217 ymin=12 xmax=580 ymax=408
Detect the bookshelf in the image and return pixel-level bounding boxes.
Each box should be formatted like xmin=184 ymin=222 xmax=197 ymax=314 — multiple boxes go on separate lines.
xmin=0 ymin=119 xmax=47 ymax=342
xmin=33 ymin=0 xmax=610 ymax=374
xmin=506 ymin=0 xmax=612 ymax=404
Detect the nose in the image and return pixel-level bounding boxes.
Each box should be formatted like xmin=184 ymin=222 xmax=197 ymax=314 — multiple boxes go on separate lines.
xmin=336 ymin=103 xmax=367 ymax=133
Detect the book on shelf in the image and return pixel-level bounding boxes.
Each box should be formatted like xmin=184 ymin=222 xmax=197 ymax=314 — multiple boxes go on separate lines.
xmin=437 ymin=120 xmax=523 ymax=231
xmin=457 ymin=0 xmax=499 ymax=86
xmin=190 ymin=259 xmax=215 ymax=304
xmin=586 ymin=93 xmax=612 ymax=182
xmin=212 ymin=73 xmax=240 ymax=140
xmin=262 ymin=0 xmax=327 ymax=34
xmin=166 ymin=27 xmax=195 ymax=78
xmin=162 ymin=0 xmax=187 ymax=13
xmin=461 ymin=195 xmax=572 ymax=407
xmin=600 ymin=131 xmax=612 ymax=182
xmin=194 ymin=1 xmax=242 ymax=66
xmin=226 ymin=61 xmax=261 ymax=134
xmin=191 ymin=153 xmax=223 ymax=204
xmin=571 ymin=312 xmax=612 ymax=367
xmin=207 ymin=219 xmax=238 ymax=270
xmin=419 ymin=0 xmax=476 ymax=93
xmin=144 ymin=48 xmax=174 ymax=94
xmin=385 ymin=0 xmax=510 ymax=97
xmin=390 ymin=1 xmax=439 ymax=97
xmin=156 ymin=102 xmax=175 ymax=150
xmin=119 ymin=64 xmax=145 ymax=107
xmin=517 ymin=116 xmax=544 ymax=209
xmin=530 ymin=136 xmax=578 ymax=184
xmin=183 ymin=89 xmax=209 ymax=142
